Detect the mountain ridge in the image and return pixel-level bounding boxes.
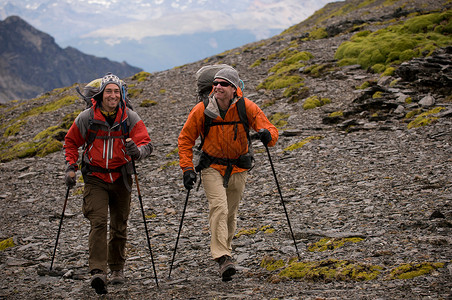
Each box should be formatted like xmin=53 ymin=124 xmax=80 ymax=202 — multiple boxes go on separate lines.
xmin=0 ymin=15 xmax=142 ymax=102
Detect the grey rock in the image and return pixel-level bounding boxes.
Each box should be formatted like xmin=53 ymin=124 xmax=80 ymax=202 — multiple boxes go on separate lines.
xmin=419 ymin=94 xmax=435 ymax=107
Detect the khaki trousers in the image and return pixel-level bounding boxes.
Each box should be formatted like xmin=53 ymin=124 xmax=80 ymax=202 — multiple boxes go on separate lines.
xmin=201 ymin=167 xmax=247 ymax=259
xmin=82 ymin=175 xmax=132 ymax=273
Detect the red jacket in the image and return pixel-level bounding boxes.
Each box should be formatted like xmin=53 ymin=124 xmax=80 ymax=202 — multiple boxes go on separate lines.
xmin=178 ymin=88 xmax=278 ymax=176
xmin=64 ymin=100 xmax=151 ymax=183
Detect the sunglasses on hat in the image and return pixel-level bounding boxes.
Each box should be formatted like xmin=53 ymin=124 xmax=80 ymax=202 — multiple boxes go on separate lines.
xmin=212 ymin=81 xmax=232 ymax=87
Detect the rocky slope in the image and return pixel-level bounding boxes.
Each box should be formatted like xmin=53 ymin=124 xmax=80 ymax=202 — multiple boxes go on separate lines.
xmin=0 ymin=0 xmax=451 ymax=299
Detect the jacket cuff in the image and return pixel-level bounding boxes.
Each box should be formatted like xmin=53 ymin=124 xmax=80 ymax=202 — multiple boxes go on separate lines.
xmin=65 ymin=162 xmax=78 ymax=172
xmin=183 ymin=167 xmax=194 ymax=173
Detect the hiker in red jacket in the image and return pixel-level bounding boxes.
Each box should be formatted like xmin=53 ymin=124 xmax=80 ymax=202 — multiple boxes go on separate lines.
xmin=64 ymin=73 xmax=152 ymax=294
xmin=178 ymin=66 xmax=278 ymax=281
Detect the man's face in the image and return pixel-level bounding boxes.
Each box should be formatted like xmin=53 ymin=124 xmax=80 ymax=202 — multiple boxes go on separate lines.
xmin=102 ymin=83 xmax=121 ymax=112
xmin=213 ymin=79 xmax=236 ymax=103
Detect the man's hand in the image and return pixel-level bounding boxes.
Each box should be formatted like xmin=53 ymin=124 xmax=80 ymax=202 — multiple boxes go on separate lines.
xmin=65 ymin=164 xmax=77 ymax=188
xmin=125 ymin=138 xmax=141 ymax=159
xmin=183 ymin=170 xmax=197 ymax=190
xmin=258 ymin=128 xmax=272 ymax=146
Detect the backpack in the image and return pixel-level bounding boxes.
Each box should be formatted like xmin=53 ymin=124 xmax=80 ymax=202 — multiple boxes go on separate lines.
xmin=195 ymin=65 xmax=250 ymax=151
xmin=75 ymin=78 xmax=134 ymax=110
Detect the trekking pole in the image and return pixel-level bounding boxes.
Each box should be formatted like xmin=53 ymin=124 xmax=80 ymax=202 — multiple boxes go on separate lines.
xmin=264 ymin=144 xmax=300 ymax=259
xmin=129 ymin=152 xmax=159 ymax=287
xmin=168 ymin=188 xmax=190 ymax=278
xmin=50 ymin=186 xmax=70 ymax=271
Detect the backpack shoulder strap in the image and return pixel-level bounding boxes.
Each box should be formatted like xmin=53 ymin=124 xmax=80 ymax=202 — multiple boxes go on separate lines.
xmin=236 ymin=97 xmax=249 ymax=136
xmin=85 ymin=108 xmax=98 ymax=146
xmin=198 ymin=98 xmax=211 ymax=150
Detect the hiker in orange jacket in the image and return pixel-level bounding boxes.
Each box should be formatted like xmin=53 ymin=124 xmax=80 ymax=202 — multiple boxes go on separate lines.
xmin=178 ymin=66 xmax=278 ymax=281
xmin=64 ymin=73 xmax=152 ymax=294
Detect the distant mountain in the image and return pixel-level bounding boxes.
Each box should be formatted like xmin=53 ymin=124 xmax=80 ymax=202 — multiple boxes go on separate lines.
xmin=0 ymin=16 xmax=142 ymax=102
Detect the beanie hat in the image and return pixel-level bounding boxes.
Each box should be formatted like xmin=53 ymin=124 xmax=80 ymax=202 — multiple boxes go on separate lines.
xmin=93 ymin=72 xmax=123 ymax=101
xmin=214 ymin=67 xmax=240 ymax=89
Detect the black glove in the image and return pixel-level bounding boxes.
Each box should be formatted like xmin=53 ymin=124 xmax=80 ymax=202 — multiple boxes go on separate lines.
xmin=125 ymin=139 xmax=141 ymax=159
xmin=65 ymin=164 xmax=77 ymax=188
xmin=258 ymin=128 xmax=272 ymax=146
xmin=183 ymin=170 xmax=197 ymax=190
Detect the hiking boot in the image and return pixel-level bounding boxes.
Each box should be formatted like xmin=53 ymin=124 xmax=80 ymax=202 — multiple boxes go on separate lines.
xmin=90 ymin=269 xmax=107 ymax=294
xmin=217 ymin=255 xmax=236 ymax=281
xmin=110 ymin=269 xmax=125 ymax=285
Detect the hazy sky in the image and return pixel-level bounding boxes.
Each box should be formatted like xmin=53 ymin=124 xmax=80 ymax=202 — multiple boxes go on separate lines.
xmin=1 ymin=0 xmax=334 ymax=43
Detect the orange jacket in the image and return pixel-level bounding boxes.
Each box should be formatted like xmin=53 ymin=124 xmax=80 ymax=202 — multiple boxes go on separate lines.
xmin=178 ymin=88 xmax=278 ymax=176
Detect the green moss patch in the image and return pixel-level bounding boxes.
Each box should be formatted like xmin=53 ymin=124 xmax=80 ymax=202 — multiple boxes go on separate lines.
xmin=269 ymin=112 xmax=290 ymax=129
xmin=235 ymin=227 xmax=257 ymax=238
xmin=335 ymin=10 xmax=452 ymax=73
xmin=356 ymin=80 xmax=372 ymax=90
xmin=257 ymin=48 xmax=312 ymax=92
xmin=302 ymin=96 xmax=331 ymax=110
xmin=284 ymin=136 xmax=324 ymax=152
xmin=236 ymin=225 xmax=275 ymax=238
xmin=261 ymin=256 xmax=286 ymax=271
xmin=279 ymin=259 xmax=382 ymax=282
xmin=302 ymin=64 xmax=331 ymax=78
xmin=132 ymin=71 xmax=151 ymax=82
xmin=145 ymin=213 xmax=157 ymax=219
xmin=166 ymin=147 xmax=179 ymax=158
xmin=128 ymin=88 xmax=143 ymax=98
xmin=388 ymin=262 xmax=444 ymax=280
xmin=407 ymin=107 xmax=445 ymax=129
xmin=20 ymin=95 xmax=77 ymax=119
xmin=260 ymin=225 xmax=275 ymax=234
xmin=61 ymin=111 xmax=82 ymax=129
xmin=0 ymin=110 xmax=80 ymax=162
xmin=308 ymin=237 xmax=364 ymax=252
xmin=160 ymin=160 xmax=178 ymax=170
xmin=5 ymin=138 xmax=63 ymax=161
xmin=372 ymin=91 xmax=384 ymax=99
xmin=0 ymin=237 xmax=15 ymax=251
xmin=3 ymin=120 xmax=27 ymax=137
xmin=250 ymin=57 xmax=265 ymax=68
xmin=329 ymin=111 xmax=344 ymax=118
xmin=269 ymin=50 xmax=313 ymax=74
xmin=404 ymin=108 xmax=422 ymax=119
xmin=258 ymin=74 xmax=303 ymax=90
xmin=308 ymin=27 xmax=328 ymax=40
xmin=140 ymin=100 xmax=158 ymax=107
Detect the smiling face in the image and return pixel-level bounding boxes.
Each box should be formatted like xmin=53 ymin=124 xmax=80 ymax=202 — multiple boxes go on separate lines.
xmin=213 ymin=79 xmax=236 ymax=106
xmin=102 ymin=83 xmax=121 ymax=112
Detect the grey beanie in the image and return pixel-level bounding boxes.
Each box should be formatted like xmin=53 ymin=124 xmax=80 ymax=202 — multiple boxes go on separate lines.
xmin=214 ymin=67 xmax=240 ymax=89
xmin=93 ymin=73 xmax=123 ymax=101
